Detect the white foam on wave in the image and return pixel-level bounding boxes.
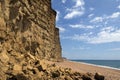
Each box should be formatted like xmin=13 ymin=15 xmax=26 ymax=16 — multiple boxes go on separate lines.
xmin=70 ymin=60 xmax=120 ymax=71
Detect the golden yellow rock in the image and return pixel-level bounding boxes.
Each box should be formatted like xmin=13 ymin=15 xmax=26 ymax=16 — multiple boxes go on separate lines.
xmin=13 ymin=64 xmax=22 ymax=71
xmin=0 ymin=0 xmax=61 ymax=61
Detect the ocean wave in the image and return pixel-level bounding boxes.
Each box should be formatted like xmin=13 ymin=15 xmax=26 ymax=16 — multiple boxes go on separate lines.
xmin=78 ymin=62 xmax=120 ymax=71
xmin=70 ymin=60 xmax=120 ymax=71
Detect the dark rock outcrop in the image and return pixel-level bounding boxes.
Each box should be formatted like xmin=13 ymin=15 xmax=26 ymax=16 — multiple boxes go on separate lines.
xmin=94 ymin=73 xmax=105 ymax=80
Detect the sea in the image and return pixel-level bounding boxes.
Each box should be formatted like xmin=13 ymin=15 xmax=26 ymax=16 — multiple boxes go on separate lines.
xmin=71 ymin=60 xmax=120 ymax=70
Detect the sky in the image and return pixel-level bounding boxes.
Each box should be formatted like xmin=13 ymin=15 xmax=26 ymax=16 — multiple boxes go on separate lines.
xmin=52 ymin=0 xmax=120 ymax=60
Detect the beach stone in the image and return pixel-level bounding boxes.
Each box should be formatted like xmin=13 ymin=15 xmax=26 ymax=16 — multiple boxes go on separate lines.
xmin=64 ymin=76 xmax=73 ymax=80
xmin=13 ymin=64 xmax=22 ymax=71
xmin=37 ymin=65 xmax=44 ymax=72
xmin=73 ymin=72 xmax=81 ymax=76
xmin=82 ymin=74 xmax=92 ymax=80
xmin=6 ymin=73 xmax=28 ymax=80
xmin=52 ymin=70 xmax=60 ymax=78
xmin=0 ymin=50 xmax=9 ymax=63
xmin=51 ymin=63 xmax=56 ymax=67
xmin=34 ymin=60 xmax=40 ymax=65
xmin=94 ymin=73 xmax=105 ymax=80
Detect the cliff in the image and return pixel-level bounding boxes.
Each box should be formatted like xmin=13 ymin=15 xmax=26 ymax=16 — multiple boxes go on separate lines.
xmin=0 ymin=0 xmax=63 ymax=79
xmin=0 ymin=0 xmax=61 ymax=60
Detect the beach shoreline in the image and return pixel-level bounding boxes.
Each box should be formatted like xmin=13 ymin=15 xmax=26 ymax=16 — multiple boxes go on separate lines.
xmin=70 ymin=60 xmax=120 ymax=71
xmin=55 ymin=60 xmax=120 ymax=80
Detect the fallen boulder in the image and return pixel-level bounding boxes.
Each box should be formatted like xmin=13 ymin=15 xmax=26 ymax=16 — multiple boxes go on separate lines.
xmin=94 ymin=73 xmax=105 ymax=80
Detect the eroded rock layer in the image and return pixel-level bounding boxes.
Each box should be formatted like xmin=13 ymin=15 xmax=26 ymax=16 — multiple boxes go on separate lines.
xmin=0 ymin=0 xmax=61 ymax=60
xmin=0 ymin=0 xmax=63 ymax=79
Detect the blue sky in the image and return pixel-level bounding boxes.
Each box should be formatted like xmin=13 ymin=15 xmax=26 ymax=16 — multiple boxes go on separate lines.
xmin=52 ymin=0 xmax=120 ymax=60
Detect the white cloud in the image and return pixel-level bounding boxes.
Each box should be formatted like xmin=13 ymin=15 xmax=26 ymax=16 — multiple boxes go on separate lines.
xmin=62 ymin=0 xmax=66 ymax=3
xmin=65 ymin=27 xmax=120 ymax=44
xmin=90 ymin=17 xmax=103 ymax=23
xmin=89 ymin=28 xmax=120 ymax=44
xmin=108 ymin=12 xmax=120 ymax=18
xmin=117 ymin=5 xmax=120 ymax=9
xmin=64 ymin=0 xmax=85 ymax=19
xmin=64 ymin=10 xmax=84 ymax=19
xmin=72 ymin=46 xmax=90 ymax=50
xmin=70 ymin=24 xmax=94 ymax=29
xmin=57 ymin=26 xmax=66 ymax=33
xmin=89 ymin=7 xmax=94 ymax=11
xmin=56 ymin=10 xmax=60 ymax=22
xmin=73 ymin=0 xmax=85 ymax=8
xmin=101 ymin=26 xmax=115 ymax=32
xmin=88 ymin=14 xmax=94 ymax=18
xmin=90 ymin=12 xmax=120 ymax=23
xmin=71 ymin=34 xmax=89 ymax=41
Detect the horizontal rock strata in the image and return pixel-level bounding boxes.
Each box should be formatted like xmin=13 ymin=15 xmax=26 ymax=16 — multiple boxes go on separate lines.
xmin=0 ymin=0 xmax=62 ymax=79
xmin=0 ymin=0 xmax=61 ymax=60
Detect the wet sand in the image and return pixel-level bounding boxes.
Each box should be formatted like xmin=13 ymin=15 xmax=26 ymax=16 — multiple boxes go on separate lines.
xmin=55 ymin=60 xmax=120 ymax=80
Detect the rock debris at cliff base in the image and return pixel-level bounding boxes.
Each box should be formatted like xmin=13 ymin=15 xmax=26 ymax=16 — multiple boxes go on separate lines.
xmin=0 ymin=57 xmax=97 ymax=80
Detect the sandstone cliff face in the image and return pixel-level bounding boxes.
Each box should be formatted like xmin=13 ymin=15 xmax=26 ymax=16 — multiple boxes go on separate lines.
xmin=0 ymin=0 xmax=61 ymax=60
xmin=0 ymin=0 xmax=62 ymax=79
